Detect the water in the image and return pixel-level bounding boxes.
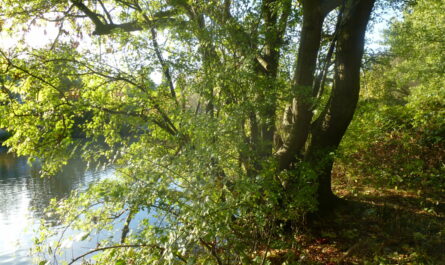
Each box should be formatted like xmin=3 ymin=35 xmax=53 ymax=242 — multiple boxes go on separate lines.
xmin=0 ymin=148 xmax=114 ymax=264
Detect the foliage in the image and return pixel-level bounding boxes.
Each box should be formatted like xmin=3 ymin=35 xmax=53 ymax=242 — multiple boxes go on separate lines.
xmin=4 ymin=0 xmax=440 ymax=263
xmin=338 ymin=0 xmax=445 ymax=190
xmin=3 ymin=0 xmax=443 ymax=263
xmin=0 ymin=0 xmax=328 ymax=263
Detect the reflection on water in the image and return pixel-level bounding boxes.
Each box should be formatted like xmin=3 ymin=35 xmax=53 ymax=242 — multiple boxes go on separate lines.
xmin=0 ymin=147 xmax=113 ymax=265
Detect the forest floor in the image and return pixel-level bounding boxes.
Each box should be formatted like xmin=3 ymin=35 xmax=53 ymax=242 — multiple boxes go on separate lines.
xmin=268 ymin=173 xmax=445 ymax=265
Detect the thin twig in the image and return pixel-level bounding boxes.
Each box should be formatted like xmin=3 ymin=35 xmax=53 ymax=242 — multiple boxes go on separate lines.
xmin=67 ymin=244 xmax=163 ymax=265
xmin=133 ymin=2 xmax=178 ymax=102
xmin=98 ymin=0 xmax=113 ymax=24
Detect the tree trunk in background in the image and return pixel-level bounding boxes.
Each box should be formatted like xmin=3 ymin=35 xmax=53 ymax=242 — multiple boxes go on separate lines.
xmin=276 ymin=1 xmax=324 ymax=170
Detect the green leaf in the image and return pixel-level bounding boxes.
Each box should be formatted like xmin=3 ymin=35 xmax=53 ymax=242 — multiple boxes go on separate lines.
xmin=115 ymin=259 xmax=126 ymax=265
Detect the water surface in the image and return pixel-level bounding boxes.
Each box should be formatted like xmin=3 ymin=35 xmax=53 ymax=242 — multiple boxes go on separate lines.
xmin=0 ymin=148 xmax=113 ymax=264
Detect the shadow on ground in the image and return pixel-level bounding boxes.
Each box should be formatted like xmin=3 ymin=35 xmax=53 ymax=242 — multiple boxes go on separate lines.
xmin=267 ymin=187 xmax=445 ymax=264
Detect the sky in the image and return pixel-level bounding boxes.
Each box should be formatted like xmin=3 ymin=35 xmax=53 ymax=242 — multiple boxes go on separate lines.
xmin=1 ymin=22 xmax=89 ymax=50
xmin=1 ymin=6 xmax=399 ymax=51
xmin=0 ymin=9 xmax=398 ymax=88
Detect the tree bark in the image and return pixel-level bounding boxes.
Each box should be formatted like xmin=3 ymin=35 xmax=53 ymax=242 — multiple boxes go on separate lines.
xmin=276 ymin=1 xmax=324 ymax=170
xmin=276 ymin=0 xmax=343 ymax=171
xmin=307 ymin=0 xmax=376 ymax=210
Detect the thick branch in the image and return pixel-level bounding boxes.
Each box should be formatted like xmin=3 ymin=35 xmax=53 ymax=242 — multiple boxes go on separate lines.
xmin=308 ymin=0 xmax=376 ymax=208
xmin=199 ymin=238 xmax=223 ymax=265
xmin=321 ymin=0 xmax=343 ymax=16
xmin=313 ymin=0 xmax=345 ymax=99
xmin=71 ymin=0 xmax=142 ymax=35
xmin=311 ymin=0 xmax=376 ymax=150
xmin=71 ymin=0 xmax=104 ymax=27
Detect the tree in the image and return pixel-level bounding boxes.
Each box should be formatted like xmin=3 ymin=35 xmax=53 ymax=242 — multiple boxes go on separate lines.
xmin=0 ymin=0 xmax=376 ymax=263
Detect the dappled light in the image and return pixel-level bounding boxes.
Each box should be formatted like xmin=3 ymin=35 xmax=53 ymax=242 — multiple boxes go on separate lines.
xmin=0 ymin=0 xmax=444 ymax=264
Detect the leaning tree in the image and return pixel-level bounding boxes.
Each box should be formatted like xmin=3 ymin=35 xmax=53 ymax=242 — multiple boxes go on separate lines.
xmin=1 ymin=0 xmax=377 ymax=263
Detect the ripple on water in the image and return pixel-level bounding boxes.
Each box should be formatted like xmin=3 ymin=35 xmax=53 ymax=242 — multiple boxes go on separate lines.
xmin=1 ymin=150 xmax=115 ymax=265
xmin=0 ymin=248 xmax=31 ymax=265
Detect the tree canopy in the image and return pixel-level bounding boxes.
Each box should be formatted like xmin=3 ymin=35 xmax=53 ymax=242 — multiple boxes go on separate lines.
xmin=1 ymin=0 xmax=425 ymax=264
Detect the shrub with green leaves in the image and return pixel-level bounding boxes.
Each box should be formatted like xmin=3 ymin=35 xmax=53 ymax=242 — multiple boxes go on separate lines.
xmin=338 ymin=0 xmax=445 ymax=189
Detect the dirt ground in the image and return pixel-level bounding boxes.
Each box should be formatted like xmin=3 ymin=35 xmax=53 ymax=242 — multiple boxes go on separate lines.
xmin=266 ymin=178 xmax=445 ymax=265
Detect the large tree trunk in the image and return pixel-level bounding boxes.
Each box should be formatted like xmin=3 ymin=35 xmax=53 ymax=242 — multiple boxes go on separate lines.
xmin=307 ymin=0 xmax=376 ymax=210
xmin=276 ymin=1 xmax=324 ymax=170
